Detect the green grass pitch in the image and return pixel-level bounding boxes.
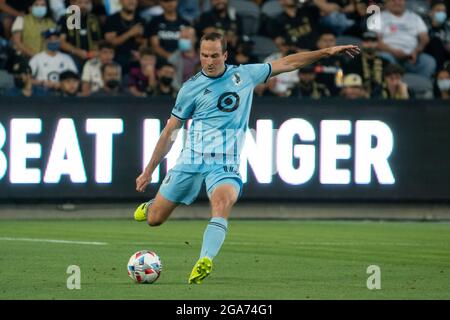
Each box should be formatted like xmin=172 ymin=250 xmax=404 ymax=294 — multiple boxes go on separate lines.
xmin=0 ymin=219 xmax=449 ymax=299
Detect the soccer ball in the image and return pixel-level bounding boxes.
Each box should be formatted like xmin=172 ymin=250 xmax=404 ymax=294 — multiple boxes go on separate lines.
xmin=127 ymin=250 xmax=162 ymax=284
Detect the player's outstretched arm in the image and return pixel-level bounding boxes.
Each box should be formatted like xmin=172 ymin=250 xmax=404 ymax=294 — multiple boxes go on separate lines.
xmin=270 ymin=45 xmax=360 ymax=77
xmin=136 ymin=116 xmax=183 ymax=192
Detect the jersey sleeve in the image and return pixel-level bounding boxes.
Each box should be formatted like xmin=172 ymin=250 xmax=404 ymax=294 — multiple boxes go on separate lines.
xmin=241 ymin=63 xmax=272 ymax=86
xmin=171 ymin=84 xmax=195 ymax=121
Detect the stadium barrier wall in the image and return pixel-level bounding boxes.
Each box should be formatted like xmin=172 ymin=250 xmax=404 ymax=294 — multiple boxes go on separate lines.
xmin=0 ymin=97 xmax=449 ymax=202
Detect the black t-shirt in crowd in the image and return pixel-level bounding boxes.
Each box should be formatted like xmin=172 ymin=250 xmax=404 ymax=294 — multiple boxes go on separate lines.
xmin=342 ymin=53 xmax=390 ymax=97
xmin=195 ymin=9 xmax=243 ymax=38
xmin=58 ymin=14 xmax=102 ymax=51
xmin=6 ymin=0 xmax=35 ymax=13
xmin=269 ymin=5 xmax=321 ymax=50
xmin=104 ymin=12 xmax=145 ymax=55
xmin=314 ymin=56 xmax=343 ymax=97
xmin=147 ymin=14 xmax=190 ymax=53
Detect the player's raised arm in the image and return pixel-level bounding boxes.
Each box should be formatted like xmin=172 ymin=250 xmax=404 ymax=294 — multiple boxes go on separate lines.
xmin=136 ymin=116 xmax=183 ymax=192
xmin=270 ymin=45 xmax=360 ymax=77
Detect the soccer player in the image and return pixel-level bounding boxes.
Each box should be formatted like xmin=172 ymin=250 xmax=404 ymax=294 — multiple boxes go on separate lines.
xmin=134 ymin=32 xmax=359 ymax=284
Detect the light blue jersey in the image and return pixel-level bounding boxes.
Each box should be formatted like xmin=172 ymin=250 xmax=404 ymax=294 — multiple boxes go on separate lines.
xmin=159 ymin=63 xmax=271 ymax=205
xmin=171 ymin=63 xmax=272 ymax=172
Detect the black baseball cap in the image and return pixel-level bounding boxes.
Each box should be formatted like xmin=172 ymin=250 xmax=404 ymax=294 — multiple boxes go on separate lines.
xmin=42 ymin=28 xmax=60 ymax=39
xmin=59 ymin=70 xmax=80 ymax=81
xmin=299 ymin=64 xmax=315 ymax=73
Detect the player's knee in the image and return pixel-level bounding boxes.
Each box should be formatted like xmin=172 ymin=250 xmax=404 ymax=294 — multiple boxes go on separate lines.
xmin=211 ymin=196 xmax=235 ymax=213
xmin=147 ymin=208 xmax=165 ymax=227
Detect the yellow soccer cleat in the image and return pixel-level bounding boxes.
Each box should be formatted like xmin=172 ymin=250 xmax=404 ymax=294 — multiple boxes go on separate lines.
xmin=188 ymin=257 xmax=213 ymax=284
xmin=133 ymin=199 xmax=154 ymax=222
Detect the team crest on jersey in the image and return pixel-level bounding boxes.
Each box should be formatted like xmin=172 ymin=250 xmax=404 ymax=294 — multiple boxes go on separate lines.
xmin=217 ymin=92 xmax=240 ymax=112
xmin=232 ymin=73 xmax=242 ymax=86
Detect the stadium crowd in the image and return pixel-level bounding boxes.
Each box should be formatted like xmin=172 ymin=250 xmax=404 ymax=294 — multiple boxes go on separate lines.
xmin=0 ymin=0 xmax=449 ymax=99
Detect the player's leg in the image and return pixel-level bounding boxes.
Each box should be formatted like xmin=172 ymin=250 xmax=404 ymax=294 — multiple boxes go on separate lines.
xmin=149 ymin=192 xmax=180 ymax=226
xmin=134 ymin=168 xmax=203 ymax=226
xmin=133 ymin=191 xmax=178 ymax=226
xmin=189 ymin=174 xmax=241 ymax=284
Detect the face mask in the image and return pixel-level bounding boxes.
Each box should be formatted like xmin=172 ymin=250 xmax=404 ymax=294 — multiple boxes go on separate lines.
xmin=434 ymin=11 xmax=447 ymax=25
xmin=31 ymin=6 xmax=47 ymax=18
xmin=160 ymin=76 xmax=173 ymax=86
xmin=47 ymin=41 xmax=60 ymax=52
xmin=178 ymin=39 xmax=192 ymax=52
xmin=437 ymin=79 xmax=450 ymax=91
xmin=14 ymin=77 xmax=26 ymax=89
xmin=106 ymin=79 xmax=120 ymax=89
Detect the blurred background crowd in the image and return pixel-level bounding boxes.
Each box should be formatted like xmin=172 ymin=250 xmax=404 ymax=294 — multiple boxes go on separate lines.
xmin=0 ymin=0 xmax=449 ymax=100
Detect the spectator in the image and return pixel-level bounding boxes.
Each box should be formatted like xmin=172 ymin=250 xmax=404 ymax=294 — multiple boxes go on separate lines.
xmin=268 ymin=0 xmax=322 ymax=52
xmin=148 ymin=62 xmax=177 ymax=97
xmin=377 ymin=0 xmax=436 ymax=78
xmin=343 ymin=31 xmax=390 ymax=97
xmin=58 ymin=70 xmax=81 ymax=96
xmin=178 ymin=0 xmax=201 ymax=23
xmin=168 ymin=26 xmax=200 ymax=90
xmin=313 ymin=30 xmax=343 ymax=96
xmin=59 ymin=0 xmax=102 ymax=67
xmin=254 ymin=76 xmax=278 ymax=97
xmin=261 ymin=40 xmax=299 ymax=97
xmin=340 ymin=73 xmax=369 ymax=99
xmin=81 ymin=40 xmax=116 ymax=95
xmin=425 ymin=0 xmax=450 ymax=70
xmin=381 ymin=64 xmax=410 ymax=99
xmin=434 ymin=67 xmax=450 ymax=99
xmin=138 ymin=0 xmax=163 ymax=22
xmin=104 ymin=0 xmax=146 ymax=73
xmin=227 ymin=37 xmax=259 ymax=66
xmin=49 ymin=0 xmax=67 ymax=21
xmin=290 ymin=64 xmax=331 ymax=99
xmin=147 ymin=0 xmax=191 ymax=62
xmin=92 ymin=62 xmax=128 ymax=96
xmin=195 ymin=0 xmax=243 ymax=54
xmin=314 ymin=0 xmax=366 ymax=36
xmin=11 ymin=0 xmax=56 ymax=59
xmin=0 ymin=0 xmax=35 ymax=39
xmin=6 ymin=57 xmax=48 ymax=96
xmin=29 ymin=28 xmax=78 ymax=91
xmin=128 ymin=47 xmax=157 ymax=97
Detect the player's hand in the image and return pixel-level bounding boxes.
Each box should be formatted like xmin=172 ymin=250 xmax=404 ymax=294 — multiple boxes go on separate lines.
xmin=328 ymin=45 xmax=361 ymax=58
xmin=136 ymin=171 xmax=151 ymax=193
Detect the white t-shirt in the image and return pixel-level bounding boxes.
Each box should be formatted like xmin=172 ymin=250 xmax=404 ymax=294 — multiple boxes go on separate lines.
xmin=11 ymin=16 xmax=25 ymax=32
xmin=29 ymin=51 xmax=78 ymax=82
xmin=81 ymin=58 xmax=103 ymax=93
xmin=264 ymin=52 xmax=299 ymax=94
xmin=378 ymin=10 xmax=428 ymax=55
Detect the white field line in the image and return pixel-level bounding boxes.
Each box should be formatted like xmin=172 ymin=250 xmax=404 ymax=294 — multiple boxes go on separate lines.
xmin=0 ymin=237 xmax=108 ymax=246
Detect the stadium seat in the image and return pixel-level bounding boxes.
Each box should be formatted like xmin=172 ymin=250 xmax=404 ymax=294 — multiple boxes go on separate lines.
xmin=402 ymin=72 xmax=434 ymax=99
xmin=261 ymin=0 xmax=283 ymax=18
xmin=229 ymin=0 xmax=261 ymax=35
xmin=336 ymin=35 xmax=362 ymax=46
xmin=250 ymin=35 xmax=278 ymax=61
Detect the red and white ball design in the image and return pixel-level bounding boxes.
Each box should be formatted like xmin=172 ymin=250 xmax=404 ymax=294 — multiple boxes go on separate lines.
xmin=127 ymin=250 xmax=162 ymax=284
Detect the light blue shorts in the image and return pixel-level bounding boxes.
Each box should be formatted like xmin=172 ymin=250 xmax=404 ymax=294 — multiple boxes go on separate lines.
xmin=159 ymin=164 xmax=243 ymax=205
